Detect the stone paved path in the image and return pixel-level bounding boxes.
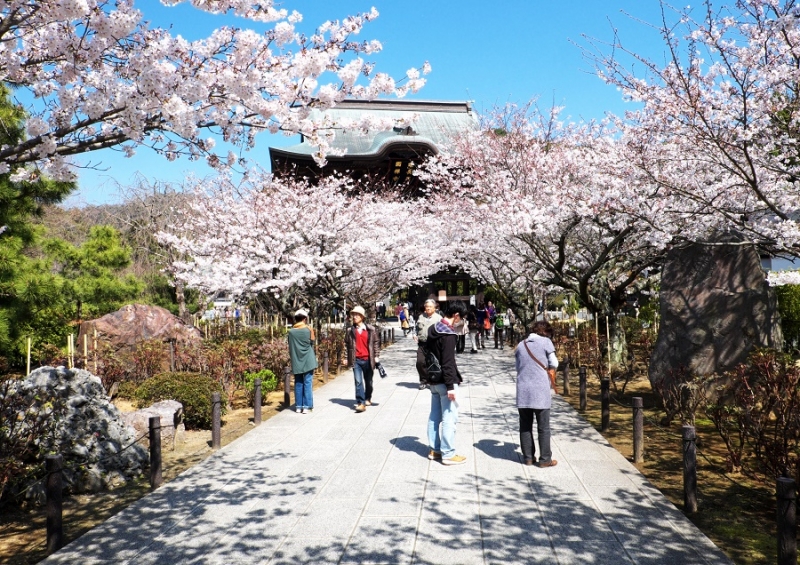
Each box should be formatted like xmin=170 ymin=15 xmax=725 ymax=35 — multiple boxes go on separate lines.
xmin=41 ymin=329 xmax=733 ymax=564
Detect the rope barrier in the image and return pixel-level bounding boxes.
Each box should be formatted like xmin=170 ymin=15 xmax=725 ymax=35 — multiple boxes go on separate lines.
xmin=2 ymin=422 xmax=184 ymax=503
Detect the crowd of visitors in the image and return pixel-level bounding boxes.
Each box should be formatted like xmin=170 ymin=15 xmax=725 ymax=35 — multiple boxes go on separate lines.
xmin=289 ymin=299 xmax=558 ymax=470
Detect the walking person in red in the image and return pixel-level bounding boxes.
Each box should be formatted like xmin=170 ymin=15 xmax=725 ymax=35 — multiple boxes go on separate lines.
xmin=345 ymin=305 xmax=380 ymax=413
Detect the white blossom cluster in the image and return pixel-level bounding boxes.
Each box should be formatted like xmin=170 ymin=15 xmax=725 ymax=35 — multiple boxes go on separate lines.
xmin=158 ymin=171 xmax=439 ymax=304
xmin=0 ymin=0 xmax=429 ymax=181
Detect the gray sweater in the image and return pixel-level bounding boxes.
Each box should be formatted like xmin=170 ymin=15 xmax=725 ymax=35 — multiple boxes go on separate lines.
xmin=514 ymin=334 xmax=558 ymax=409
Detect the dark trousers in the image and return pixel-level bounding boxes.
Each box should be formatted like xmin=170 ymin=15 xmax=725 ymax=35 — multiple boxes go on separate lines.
xmin=416 ymin=345 xmax=427 ymax=383
xmin=494 ymin=328 xmax=504 ymax=349
xmin=456 ymin=334 xmax=466 ymax=353
xmin=519 ymin=408 xmax=552 ymax=463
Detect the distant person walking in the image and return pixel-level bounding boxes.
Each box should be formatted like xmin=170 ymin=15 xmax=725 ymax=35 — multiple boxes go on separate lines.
xmin=426 ymin=301 xmax=469 ymax=465
xmin=467 ymin=305 xmax=480 ymax=352
xmin=399 ymin=306 xmax=411 ymax=336
xmin=476 ymin=303 xmax=489 ymax=348
xmin=486 ymin=300 xmax=497 ymax=336
xmin=287 ymin=309 xmax=316 ymax=414
xmin=345 ymin=306 xmax=380 ymax=413
xmin=515 ymin=320 xmax=558 ymax=467
xmin=414 ymin=299 xmax=442 ymax=389
xmin=493 ymin=311 xmax=506 ymax=349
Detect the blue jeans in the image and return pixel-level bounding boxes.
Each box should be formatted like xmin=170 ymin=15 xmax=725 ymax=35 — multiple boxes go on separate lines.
xmin=353 ymin=358 xmax=373 ymax=405
xmin=428 ymin=383 xmax=459 ymax=458
xmin=294 ymin=371 xmax=314 ymax=410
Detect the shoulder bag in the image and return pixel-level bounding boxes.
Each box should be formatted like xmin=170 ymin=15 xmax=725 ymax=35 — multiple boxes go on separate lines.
xmin=523 ymin=340 xmax=557 ymax=390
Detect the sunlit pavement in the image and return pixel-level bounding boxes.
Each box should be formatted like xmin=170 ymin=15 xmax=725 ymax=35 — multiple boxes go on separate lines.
xmin=42 ymin=324 xmax=732 ymax=565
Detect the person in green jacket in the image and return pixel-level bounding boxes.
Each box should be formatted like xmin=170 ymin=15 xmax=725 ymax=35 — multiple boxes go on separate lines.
xmin=287 ymin=309 xmax=317 ymax=414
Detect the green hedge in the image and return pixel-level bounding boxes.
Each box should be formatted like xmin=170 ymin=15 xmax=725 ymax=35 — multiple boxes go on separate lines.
xmin=134 ymin=372 xmax=226 ymax=430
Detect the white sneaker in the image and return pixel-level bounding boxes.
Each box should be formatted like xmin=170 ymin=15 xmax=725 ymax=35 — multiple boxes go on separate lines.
xmin=301 ymin=408 xmax=307 ymax=414
xmin=296 ymin=407 xmax=302 ymax=413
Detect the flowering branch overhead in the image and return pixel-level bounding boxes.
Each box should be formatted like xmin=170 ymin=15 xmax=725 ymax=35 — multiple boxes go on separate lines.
xmin=0 ymin=0 xmax=429 ymax=182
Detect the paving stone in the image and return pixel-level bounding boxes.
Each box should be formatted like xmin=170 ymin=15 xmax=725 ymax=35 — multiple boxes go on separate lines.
xmin=39 ymin=330 xmax=733 ymax=565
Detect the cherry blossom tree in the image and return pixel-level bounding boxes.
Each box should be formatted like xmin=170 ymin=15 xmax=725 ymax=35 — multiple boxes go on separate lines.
xmin=1 ymin=0 xmax=429 ymax=182
xmin=159 ymin=170 xmax=440 ymax=318
xmin=418 ymin=102 xmax=712 ymax=367
xmin=588 ymin=0 xmax=800 ymax=258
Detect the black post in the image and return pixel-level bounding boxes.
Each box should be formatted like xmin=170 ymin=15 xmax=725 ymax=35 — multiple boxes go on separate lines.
xmin=632 ymin=397 xmax=644 ymax=463
xmin=254 ymin=378 xmax=262 ymax=425
xmin=579 ymin=365 xmax=587 ymax=412
xmin=323 ymin=351 xmax=329 ymax=383
xmin=391 ymin=328 xmax=395 ymax=343
xmin=777 ymin=477 xmax=798 ymax=565
xmin=283 ymin=365 xmax=292 ymax=407
xmin=601 ymin=378 xmax=610 ymax=432
xmin=149 ymin=416 xmax=162 ymax=489
xmin=45 ymin=454 xmax=63 ymax=554
xmin=683 ymin=425 xmax=698 ymax=513
xmin=211 ymin=392 xmax=221 ymax=450
xmin=562 ymin=356 xmax=570 ymax=396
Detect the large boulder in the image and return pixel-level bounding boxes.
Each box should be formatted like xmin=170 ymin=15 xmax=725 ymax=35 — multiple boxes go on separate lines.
xmin=6 ymin=366 xmax=148 ymax=503
xmin=649 ymin=241 xmax=782 ymax=389
xmin=120 ymin=400 xmax=185 ymax=451
xmin=78 ymin=303 xmax=202 ymax=355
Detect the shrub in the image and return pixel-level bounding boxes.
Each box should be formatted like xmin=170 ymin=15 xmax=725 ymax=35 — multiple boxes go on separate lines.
xmin=94 ymin=343 xmax=130 ymax=392
xmin=704 ymin=348 xmax=800 ymax=480
xmin=129 ymin=339 xmax=167 ymax=383
xmin=0 ymin=378 xmax=68 ymax=503
xmin=776 ymin=284 xmax=800 ymax=349
xmin=134 ymin=372 xmax=226 ymax=430
xmin=318 ymin=328 xmax=345 ymax=370
xmin=243 ymin=369 xmax=278 ymax=407
xmin=204 ymin=339 xmax=250 ymax=404
xmin=246 ymin=338 xmax=290 ymax=382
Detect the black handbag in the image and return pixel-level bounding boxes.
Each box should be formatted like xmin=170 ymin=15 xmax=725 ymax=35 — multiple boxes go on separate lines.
xmin=376 ymin=361 xmax=388 ymax=378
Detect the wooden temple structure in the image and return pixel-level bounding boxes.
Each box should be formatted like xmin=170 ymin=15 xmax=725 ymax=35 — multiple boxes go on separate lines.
xmin=268 ymin=99 xmax=485 ymax=312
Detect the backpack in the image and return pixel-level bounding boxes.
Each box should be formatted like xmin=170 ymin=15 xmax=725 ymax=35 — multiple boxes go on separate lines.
xmin=424 ymin=345 xmax=444 ymax=384
xmin=495 ymin=315 xmax=504 ymax=329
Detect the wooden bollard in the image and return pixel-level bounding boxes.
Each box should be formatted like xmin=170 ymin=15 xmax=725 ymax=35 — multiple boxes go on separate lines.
xmin=562 ymin=357 xmax=570 ymax=396
xmin=45 ymin=454 xmax=64 ymax=554
xmin=149 ymin=416 xmax=162 ymax=489
xmin=254 ymin=379 xmax=262 ymax=425
xmin=323 ymin=351 xmax=329 ymax=383
xmin=283 ymin=366 xmax=292 ymax=407
xmin=579 ymin=366 xmax=587 ymax=412
xmin=211 ymin=392 xmax=221 ymax=450
xmin=600 ymin=378 xmax=610 ymax=432
xmin=632 ymin=397 xmax=644 ymax=463
xmin=683 ymin=425 xmax=698 ymax=513
xmin=777 ymin=477 xmax=797 ymax=565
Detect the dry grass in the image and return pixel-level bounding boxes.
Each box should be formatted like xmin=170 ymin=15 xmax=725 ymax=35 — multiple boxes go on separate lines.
xmin=561 ymin=371 xmax=777 ymax=565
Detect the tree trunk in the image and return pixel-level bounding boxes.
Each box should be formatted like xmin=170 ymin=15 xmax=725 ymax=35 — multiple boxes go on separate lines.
xmin=175 ymin=279 xmax=187 ymax=321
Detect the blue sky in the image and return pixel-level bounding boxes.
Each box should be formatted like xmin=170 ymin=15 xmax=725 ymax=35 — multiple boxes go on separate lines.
xmin=67 ymin=1 xmax=670 ymax=206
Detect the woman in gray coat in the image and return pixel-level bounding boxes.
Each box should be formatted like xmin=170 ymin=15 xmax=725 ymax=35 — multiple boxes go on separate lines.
xmin=515 ymin=321 xmax=558 ymax=467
